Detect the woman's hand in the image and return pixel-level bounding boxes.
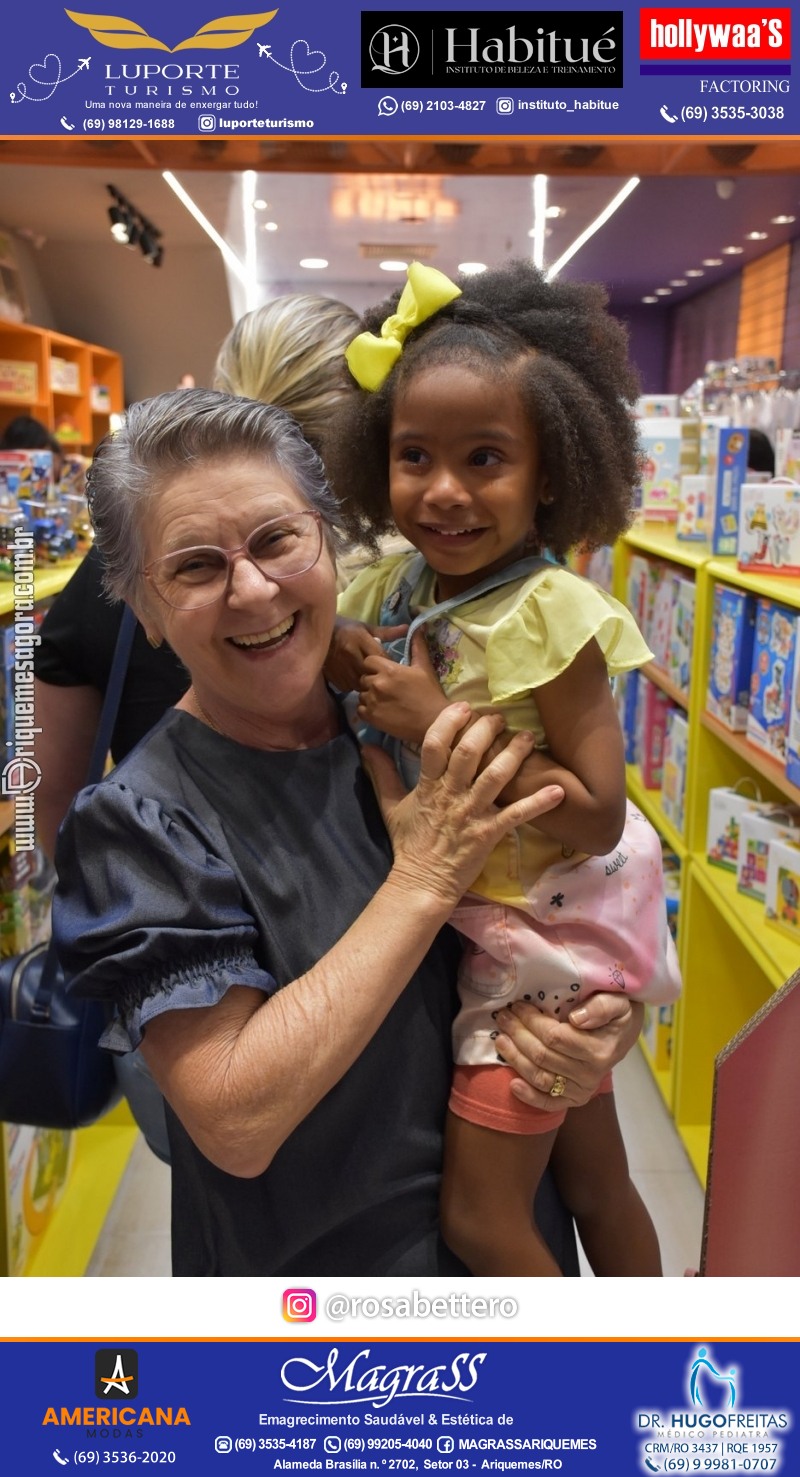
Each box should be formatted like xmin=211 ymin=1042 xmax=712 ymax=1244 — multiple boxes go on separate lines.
xmin=324 ymin=616 xmax=407 ymax=693
xmin=358 ymin=632 xmax=449 ymax=743
xmin=364 ymin=703 xmax=565 ymax=910
xmin=491 ymin=993 xmax=644 ymax=1111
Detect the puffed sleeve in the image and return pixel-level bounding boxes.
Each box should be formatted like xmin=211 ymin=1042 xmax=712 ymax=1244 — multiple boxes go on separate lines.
xmin=485 ymin=567 xmax=653 ymax=703
xmin=336 ymin=553 xmax=411 ymax=623
xmin=53 ymin=781 xmax=277 ymax=1052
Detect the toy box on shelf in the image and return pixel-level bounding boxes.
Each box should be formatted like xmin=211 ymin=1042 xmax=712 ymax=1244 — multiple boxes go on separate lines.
xmin=706 ymin=783 xmax=764 ymax=872
xmin=676 ymin=474 xmax=711 ymax=542
xmin=706 ymin=584 xmax=757 ymax=731
xmin=635 ymin=676 xmax=672 ymax=788
xmin=708 ymin=427 xmax=750 ymax=556
xmin=667 ymin=575 xmax=695 ymax=692
xmin=0 ymin=360 xmax=38 ymax=401
xmin=786 ymin=639 xmax=800 ymax=789
xmin=635 ymin=418 xmax=698 ymax=522
xmin=764 ymin=836 xmax=800 ymax=940
xmin=737 ymin=480 xmax=800 ymax=577
xmin=736 ymin=803 xmax=800 ymax=901
xmin=747 ymin=598 xmax=796 ymax=763
xmin=661 ymin=710 xmax=690 ymax=832
xmin=0 ymin=450 xmax=54 ymax=502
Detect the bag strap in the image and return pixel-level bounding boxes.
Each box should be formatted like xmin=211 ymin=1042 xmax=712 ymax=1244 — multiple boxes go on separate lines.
xmin=86 ymin=603 xmax=138 ymax=786
xmin=399 ymin=553 xmax=550 ymax=664
xmin=34 ymin=602 xmax=138 ymax=1017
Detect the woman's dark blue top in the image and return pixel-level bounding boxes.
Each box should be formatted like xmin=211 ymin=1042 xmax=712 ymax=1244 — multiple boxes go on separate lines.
xmin=53 ymin=706 xmax=578 ymax=1278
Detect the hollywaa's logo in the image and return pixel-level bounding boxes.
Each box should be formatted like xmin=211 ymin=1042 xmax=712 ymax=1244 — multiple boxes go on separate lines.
xmin=281 ymin=1348 xmax=487 ymax=1411
xmin=65 ymin=8 xmax=278 ymax=51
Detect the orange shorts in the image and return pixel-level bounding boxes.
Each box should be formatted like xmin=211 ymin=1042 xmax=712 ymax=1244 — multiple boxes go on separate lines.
xmin=449 ymin=1063 xmax=614 ymax=1135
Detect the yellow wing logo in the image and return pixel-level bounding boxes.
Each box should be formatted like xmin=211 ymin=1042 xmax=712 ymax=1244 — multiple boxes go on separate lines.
xmin=64 ymin=9 xmax=278 ymax=52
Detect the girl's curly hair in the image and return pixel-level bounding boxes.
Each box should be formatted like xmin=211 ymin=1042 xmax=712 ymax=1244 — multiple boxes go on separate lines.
xmin=322 ymin=260 xmax=643 ymax=559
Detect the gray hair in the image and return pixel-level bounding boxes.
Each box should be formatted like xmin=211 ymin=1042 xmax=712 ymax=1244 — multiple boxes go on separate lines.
xmin=88 ymin=388 xmax=347 ymax=604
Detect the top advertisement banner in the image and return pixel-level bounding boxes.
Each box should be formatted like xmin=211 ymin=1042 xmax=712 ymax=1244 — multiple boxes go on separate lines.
xmin=0 ymin=0 xmax=796 ymax=138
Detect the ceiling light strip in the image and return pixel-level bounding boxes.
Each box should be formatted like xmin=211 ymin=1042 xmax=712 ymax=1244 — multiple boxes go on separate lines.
xmin=162 ymin=169 xmax=248 ymax=285
xmin=531 ymin=174 xmax=547 ymax=271
xmin=545 ymin=177 xmax=640 ymax=281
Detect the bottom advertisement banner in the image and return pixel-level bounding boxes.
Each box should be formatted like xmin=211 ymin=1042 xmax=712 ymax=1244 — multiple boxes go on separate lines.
xmin=0 ymin=1339 xmax=794 ymax=1474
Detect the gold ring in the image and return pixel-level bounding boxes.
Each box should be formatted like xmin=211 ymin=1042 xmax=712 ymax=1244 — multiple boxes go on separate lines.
xmin=550 ymin=1074 xmax=567 ymax=1098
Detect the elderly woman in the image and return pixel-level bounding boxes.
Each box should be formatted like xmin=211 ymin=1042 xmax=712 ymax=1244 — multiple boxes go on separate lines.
xmin=53 ymin=388 xmax=641 ymax=1276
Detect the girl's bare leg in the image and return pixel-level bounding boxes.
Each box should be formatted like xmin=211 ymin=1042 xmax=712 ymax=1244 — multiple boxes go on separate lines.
xmin=549 ymin=1092 xmax=662 ymax=1276
xmin=441 ymin=1110 xmax=562 ymax=1276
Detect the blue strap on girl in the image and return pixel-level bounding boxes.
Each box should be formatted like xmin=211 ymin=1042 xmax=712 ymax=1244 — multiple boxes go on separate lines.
xmin=368 ymin=552 xmax=550 ymax=784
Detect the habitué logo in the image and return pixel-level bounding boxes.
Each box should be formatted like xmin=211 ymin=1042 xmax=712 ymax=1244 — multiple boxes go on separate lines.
xmin=361 ymin=10 xmax=624 ymax=89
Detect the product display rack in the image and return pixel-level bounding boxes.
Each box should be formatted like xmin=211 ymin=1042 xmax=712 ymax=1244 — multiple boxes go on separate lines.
xmin=0 ymin=319 xmax=123 ymax=451
xmin=613 ymin=523 xmax=800 ymax=1185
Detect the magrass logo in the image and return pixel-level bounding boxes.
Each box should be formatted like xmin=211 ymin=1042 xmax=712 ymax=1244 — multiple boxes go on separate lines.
xmin=361 ymin=10 xmax=623 ymax=88
xmin=65 ymin=7 xmax=278 ymax=51
xmin=95 ymin=1349 xmax=139 ymax=1399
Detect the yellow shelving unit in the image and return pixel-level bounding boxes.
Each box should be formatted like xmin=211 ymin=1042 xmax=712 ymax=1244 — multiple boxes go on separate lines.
xmin=0 ymin=319 xmax=123 ymax=453
xmin=614 ymin=523 xmax=800 ymax=1187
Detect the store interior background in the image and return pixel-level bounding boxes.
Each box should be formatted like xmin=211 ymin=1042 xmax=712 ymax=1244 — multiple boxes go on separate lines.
xmin=1 ymin=138 xmax=799 ymax=1277
xmin=1 ymin=137 xmax=799 ymax=403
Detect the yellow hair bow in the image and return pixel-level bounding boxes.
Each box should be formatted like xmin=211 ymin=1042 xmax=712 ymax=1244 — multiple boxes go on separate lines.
xmin=346 ymin=262 xmax=462 ymax=391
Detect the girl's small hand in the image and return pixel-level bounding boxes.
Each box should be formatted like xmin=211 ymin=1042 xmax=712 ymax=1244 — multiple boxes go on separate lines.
xmin=324 ymin=616 xmax=408 ymax=693
xmin=492 ymin=994 xmax=644 ymax=1111
xmin=364 ymin=704 xmax=565 ymax=910
xmin=358 ymin=631 xmax=448 ymax=742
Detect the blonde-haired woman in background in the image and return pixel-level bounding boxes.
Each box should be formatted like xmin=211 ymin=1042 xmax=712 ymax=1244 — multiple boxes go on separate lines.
xmin=33 ymin=293 xmax=361 ymax=858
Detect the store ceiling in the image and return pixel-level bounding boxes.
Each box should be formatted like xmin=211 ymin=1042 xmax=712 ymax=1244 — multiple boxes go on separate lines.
xmin=0 ymin=138 xmax=799 ymax=314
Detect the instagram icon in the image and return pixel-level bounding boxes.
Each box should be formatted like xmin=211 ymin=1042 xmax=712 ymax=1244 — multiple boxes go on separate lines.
xmin=283 ymin=1288 xmax=317 ymax=1322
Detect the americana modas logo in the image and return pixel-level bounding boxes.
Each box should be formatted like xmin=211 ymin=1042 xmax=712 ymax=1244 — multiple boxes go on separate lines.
xmin=95 ymin=1349 xmax=139 ymax=1399
xmin=65 ymin=8 xmax=277 ymax=51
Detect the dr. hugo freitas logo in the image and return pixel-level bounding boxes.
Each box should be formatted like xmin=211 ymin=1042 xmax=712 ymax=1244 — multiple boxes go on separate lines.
xmin=635 ymin=1345 xmax=792 ymax=1474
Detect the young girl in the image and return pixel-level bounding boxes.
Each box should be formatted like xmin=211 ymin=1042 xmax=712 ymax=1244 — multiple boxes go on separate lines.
xmin=327 ymin=260 xmax=681 ymax=1277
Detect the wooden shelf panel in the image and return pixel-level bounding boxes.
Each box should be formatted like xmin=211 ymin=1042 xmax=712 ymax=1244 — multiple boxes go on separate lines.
xmin=700 ymin=711 xmax=800 ymax=809
xmin=642 ymin=660 xmax=689 ymax=711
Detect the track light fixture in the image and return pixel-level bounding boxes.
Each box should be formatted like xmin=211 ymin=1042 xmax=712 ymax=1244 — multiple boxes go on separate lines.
xmin=106 ymin=184 xmax=164 ymax=266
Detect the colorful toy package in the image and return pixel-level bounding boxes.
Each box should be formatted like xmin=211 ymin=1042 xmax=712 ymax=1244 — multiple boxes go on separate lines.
xmin=786 ymin=614 xmax=800 ymax=789
xmin=737 ymin=804 xmax=800 ymax=902
xmin=0 ymin=448 xmax=54 ymax=501
xmin=747 ymin=598 xmax=796 ymax=763
xmin=706 ymin=784 xmax=763 ymax=872
xmin=635 ymin=418 xmax=685 ymax=521
xmin=660 ymin=709 xmax=689 ymax=833
xmin=764 ymin=835 xmax=800 ymax=941
xmin=737 ymin=480 xmax=800 ymax=576
xmin=706 ymin=584 xmax=756 ymax=732
xmin=708 ymin=427 xmax=750 ymax=556
xmin=635 ymin=677 xmax=672 ymax=789
xmin=615 ymin=667 xmax=639 ymax=765
xmin=667 ymin=575 xmax=695 ymax=693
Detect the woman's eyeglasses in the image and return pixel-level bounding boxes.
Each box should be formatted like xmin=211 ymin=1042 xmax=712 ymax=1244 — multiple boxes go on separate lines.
xmin=144 ymin=511 xmax=324 ymax=611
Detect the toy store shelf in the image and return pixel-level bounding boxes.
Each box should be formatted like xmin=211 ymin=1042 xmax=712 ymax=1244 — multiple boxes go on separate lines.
xmin=691 ymin=854 xmax=798 ymax=991
xmin=700 ymin=711 xmax=800 ymax=809
xmin=638 ymin=1039 xmax=673 ymax=1113
xmin=0 ymin=557 xmax=82 ymax=617
xmin=678 ymin=1123 xmax=711 ymax=1188
xmin=23 ymin=1110 xmax=138 ymax=1277
xmin=624 ymin=523 xmax=712 ymax=570
xmin=625 ymin=764 xmax=686 ymax=858
xmin=641 ymin=660 xmax=689 ymax=711
xmin=705 ymin=557 xmax=800 ymax=608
